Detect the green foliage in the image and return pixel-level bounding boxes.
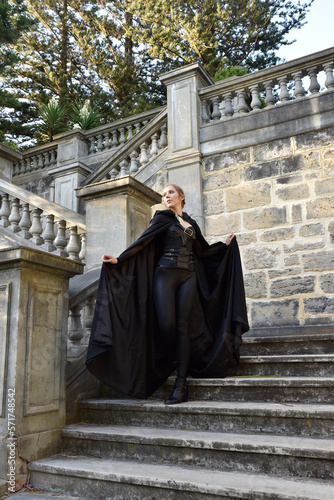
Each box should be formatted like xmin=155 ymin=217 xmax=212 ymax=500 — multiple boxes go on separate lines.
xmin=36 ymin=97 xmax=69 ymax=143
xmin=70 ymin=101 xmax=102 ymax=130
xmin=213 ymin=65 xmax=249 ymax=82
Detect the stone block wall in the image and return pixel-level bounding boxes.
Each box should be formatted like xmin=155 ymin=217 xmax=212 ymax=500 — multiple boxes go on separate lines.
xmin=202 ymin=126 xmax=334 ymax=329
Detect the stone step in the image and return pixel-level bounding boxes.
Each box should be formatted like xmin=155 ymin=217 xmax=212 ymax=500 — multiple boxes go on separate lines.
xmin=80 ymin=399 xmax=334 ymax=438
xmin=62 ymin=424 xmax=334 ymax=481
xmin=240 ymin=334 xmax=334 ymax=356
xmin=3 ymin=491 xmax=81 ymax=500
xmin=234 ymin=354 xmax=334 ymax=377
xmin=28 ymin=455 xmax=334 ymax=500
xmin=153 ymin=376 xmax=334 ymax=404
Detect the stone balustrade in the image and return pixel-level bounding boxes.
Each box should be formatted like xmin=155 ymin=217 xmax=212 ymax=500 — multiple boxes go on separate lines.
xmin=12 ymin=143 xmax=58 ymax=177
xmin=199 ymin=47 xmax=334 ymax=123
xmin=0 ymin=178 xmax=86 ymax=263
xmin=82 ymin=107 xmax=168 ymax=186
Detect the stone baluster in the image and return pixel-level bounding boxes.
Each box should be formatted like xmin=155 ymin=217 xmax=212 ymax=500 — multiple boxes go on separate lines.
xmin=129 ymin=150 xmax=139 ymax=174
xmin=222 ymin=93 xmax=234 ymax=117
xmin=111 ymin=130 xmax=118 ymax=148
xmin=134 ymin=122 xmax=141 ymax=134
xmin=292 ymin=72 xmax=305 ymax=98
xmin=96 ymin=134 xmax=104 ymax=152
xmin=278 ymin=77 xmax=290 ymax=102
xmin=307 ymin=68 xmax=320 ymax=94
xmin=78 ymin=231 xmax=86 ymax=263
xmin=211 ymin=96 xmax=221 ymax=121
xmin=126 ymin=125 xmax=134 ymax=141
xmin=20 ymin=159 xmax=27 ymax=174
xmin=103 ymin=132 xmax=111 ymax=149
xmin=66 ymin=226 xmax=81 ymax=261
xmin=54 ymin=219 xmax=68 ymax=257
xmin=50 ymin=149 xmax=57 ymax=166
xmin=264 ymin=81 xmax=276 ymax=107
xmin=42 ymin=214 xmax=56 ymax=252
xmin=68 ymin=305 xmax=84 ymax=344
xmin=201 ymin=99 xmax=210 ymax=123
xmin=236 ymin=89 xmax=248 ymax=114
xmin=30 ymin=208 xmax=44 ymax=245
xmin=323 ymin=63 xmax=334 ymax=89
xmin=44 ymin=151 xmax=51 ymax=168
xmin=89 ymin=136 xmax=96 ymax=154
xmin=12 ymin=163 xmax=19 ymax=176
xmin=0 ymin=193 xmax=10 ymax=227
xmin=8 ymin=198 xmax=21 ymax=233
xmin=159 ymin=123 xmax=168 ymax=148
xmin=25 ymin=158 xmax=32 ymax=172
xmin=119 ymin=159 xmax=129 ymax=176
xmin=150 ymin=132 xmax=159 ymax=156
xmin=250 ymin=85 xmax=262 ymax=111
xmin=19 ymin=203 xmax=32 ymax=239
xmin=50 ymin=180 xmax=55 ymax=202
xmin=37 ymin=154 xmax=44 ymax=169
xmin=139 ymin=142 xmax=149 ymax=167
xmin=32 ymin=156 xmax=38 ymax=170
xmin=83 ymin=295 xmax=96 ymax=343
xmin=119 ymin=127 xmax=126 ymax=145
xmin=109 ymin=166 xmax=119 ymax=179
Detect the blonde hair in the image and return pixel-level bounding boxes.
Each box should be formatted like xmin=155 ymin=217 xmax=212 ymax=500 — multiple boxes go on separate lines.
xmin=162 ymin=184 xmax=186 ymax=208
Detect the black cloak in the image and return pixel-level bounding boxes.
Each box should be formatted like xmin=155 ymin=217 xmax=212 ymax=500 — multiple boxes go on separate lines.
xmin=86 ymin=209 xmax=249 ymax=398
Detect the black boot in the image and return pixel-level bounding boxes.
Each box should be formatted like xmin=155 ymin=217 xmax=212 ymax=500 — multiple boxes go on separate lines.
xmin=164 ymin=378 xmax=188 ymax=405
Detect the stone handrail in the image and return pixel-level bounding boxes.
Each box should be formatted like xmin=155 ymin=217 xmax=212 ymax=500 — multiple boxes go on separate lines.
xmin=0 ymin=178 xmax=86 ymax=262
xmin=82 ymin=107 xmax=168 ymax=186
xmin=199 ymin=47 xmax=334 ymax=123
xmin=85 ymin=106 xmax=165 ymax=155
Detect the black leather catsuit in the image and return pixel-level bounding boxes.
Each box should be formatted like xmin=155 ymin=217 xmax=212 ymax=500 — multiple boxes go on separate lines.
xmin=153 ymin=220 xmax=197 ymax=379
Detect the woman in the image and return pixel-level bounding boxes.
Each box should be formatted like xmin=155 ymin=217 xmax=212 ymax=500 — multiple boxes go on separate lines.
xmin=86 ymin=184 xmax=249 ymax=404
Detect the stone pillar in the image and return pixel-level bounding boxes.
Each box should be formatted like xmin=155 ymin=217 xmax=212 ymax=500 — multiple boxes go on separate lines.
xmin=0 ymin=145 xmax=21 ymax=181
xmin=76 ymin=176 xmax=161 ymax=271
xmin=0 ymin=229 xmax=83 ymax=493
xmin=49 ymin=129 xmax=92 ymax=213
xmin=160 ymin=63 xmax=213 ymax=229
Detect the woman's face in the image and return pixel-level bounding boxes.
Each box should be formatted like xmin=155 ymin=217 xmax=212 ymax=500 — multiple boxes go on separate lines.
xmin=162 ymin=185 xmax=184 ymax=212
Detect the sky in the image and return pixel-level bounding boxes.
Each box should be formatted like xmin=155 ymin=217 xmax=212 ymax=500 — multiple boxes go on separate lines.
xmin=276 ymin=0 xmax=334 ymax=62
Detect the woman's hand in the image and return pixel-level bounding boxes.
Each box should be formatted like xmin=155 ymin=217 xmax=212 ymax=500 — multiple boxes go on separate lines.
xmin=102 ymin=254 xmax=118 ymax=264
xmin=226 ymin=233 xmax=235 ymax=246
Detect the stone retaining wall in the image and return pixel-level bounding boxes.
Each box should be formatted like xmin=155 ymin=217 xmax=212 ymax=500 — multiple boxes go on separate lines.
xmin=202 ymin=126 xmax=334 ymax=328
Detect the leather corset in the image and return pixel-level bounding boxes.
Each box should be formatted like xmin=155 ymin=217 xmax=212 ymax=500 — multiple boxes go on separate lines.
xmin=157 ymin=222 xmax=196 ymax=271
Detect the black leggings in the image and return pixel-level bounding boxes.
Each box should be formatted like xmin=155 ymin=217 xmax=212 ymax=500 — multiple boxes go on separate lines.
xmin=153 ymin=266 xmax=197 ymax=379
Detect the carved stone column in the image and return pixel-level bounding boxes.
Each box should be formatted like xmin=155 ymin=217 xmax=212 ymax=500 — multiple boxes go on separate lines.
xmin=76 ymin=176 xmax=161 ymax=270
xmin=160 ymin=63 xmax=213 ymax=230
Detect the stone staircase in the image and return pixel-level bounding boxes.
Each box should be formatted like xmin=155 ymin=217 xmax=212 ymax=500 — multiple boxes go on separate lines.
xmin=25 ymin=332 xmax=334 ymax=499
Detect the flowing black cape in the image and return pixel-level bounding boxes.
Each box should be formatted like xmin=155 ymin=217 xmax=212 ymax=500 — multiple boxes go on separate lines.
xmin=86 ymin=209 xmax=249 ymax=398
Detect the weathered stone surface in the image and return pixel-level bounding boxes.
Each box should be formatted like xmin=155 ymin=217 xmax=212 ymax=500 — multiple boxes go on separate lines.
xmin=225 ymin=183 xmax=271 ymax=212
xmin=203 ymin=189 xmax=225 ymax=215
xmin=251 ymin=299 xmax=299 ymax=326
xmin=270 ymin=276 xmax=315 ymax=297
xmin=243 ymin=246 xmax=280 ymax=269
xmin=203 ymin=168 xmax=241 ymax=190
xmin=268 ymin=267 xmax=302 ymax=278
xmin=243 ymin=207 xmax=286 ymax=230
xmin=235 ymin=232 xmax=257 ymax=246
xmin=291 ymin=204 xmax=302 ymax=223
xmin=204 ymin=213 xmax=240 ymax=236
xmin=260 ymin=227 xmax=295 ymax=242
xmin=303 ymin=250 xmax=334 ymax=271
xmin=244 ymin=161 xmax=279 ymax=181
xmin=276 ymin=184 xmax=310 ymax=201
xmin=323 ymin=147 xmax=334 ymax=177
xmin=244 ymin=271 xmax=267 ymax=298
xmin=284 ymin=254 xmax=300 ymax=266
xmin=295 ymin=127 xmax=334 ymax=151
xmin=252 ymin=138 xmax=292 ymax=161
xmin=276 ymin=175 xmax=302 ymax=185
xmin=315 ymin=177 xmax=334 ymax=196
xmin=299 ymin=223 xmax=325 ymax=237
xmin=306 ymin=196 xmax=334 ymax=219
xmin=284 ymin=239 xmax=325 ymax=253
xmin=303 ymin=151 xmax=321 ymax=170
xmin=281 ymin=155 xmax=304 ymax=174
xmin=319 ymin=274 xmax=334 ymax=293
xmin=304 ymin=297 xmax=334 ymax=314
xmin=203 ymin=149 xmax=250 ymax=171
xmin=305 ymin=316 xmax=334 ymax=325
xmin=329 ymin=221 xmax=334 ymax=236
